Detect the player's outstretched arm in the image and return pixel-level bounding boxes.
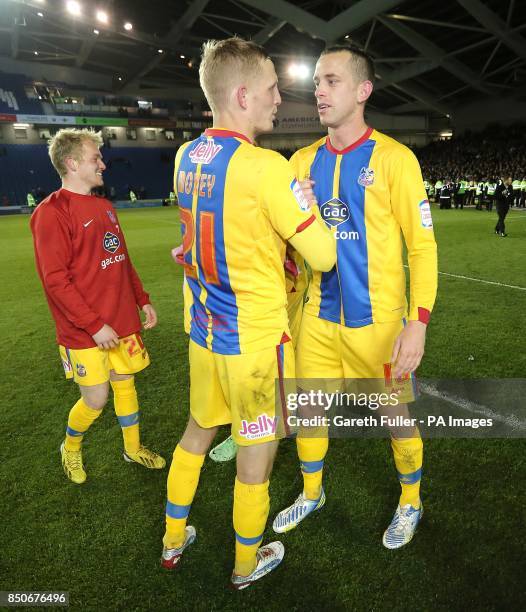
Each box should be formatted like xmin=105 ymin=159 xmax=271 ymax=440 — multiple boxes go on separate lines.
xmin=260 ymin=153 xmax=336 ymax=273
xmin=288 ymin=217 xmax=336 ymax=272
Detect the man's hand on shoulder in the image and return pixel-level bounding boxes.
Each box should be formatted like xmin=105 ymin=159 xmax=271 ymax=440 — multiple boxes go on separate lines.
xmin=390 ymin=320 xmax=427 ymax=378
xmin=92 ymin=324 xmax=119 ymax=349
xmin=142 ymin=304 xmax=158 ymax=330
xmin=299 ymin=179 xmax=317 ymax=208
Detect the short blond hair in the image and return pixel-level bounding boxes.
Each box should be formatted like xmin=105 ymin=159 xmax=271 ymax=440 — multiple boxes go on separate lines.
xmin=48 ymin=128 xmax=103 ymax=177
xmin=199 ymin=37 xmax=269 ymax=113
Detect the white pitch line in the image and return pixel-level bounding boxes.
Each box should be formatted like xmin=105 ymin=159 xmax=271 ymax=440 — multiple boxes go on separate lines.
xmin=419 ymin=382 xmax=526 ymax=431
xmin=437 ymin=270 xmax=526 ymax=291
xmin=403 ymin=265 xmax=526 ymax=291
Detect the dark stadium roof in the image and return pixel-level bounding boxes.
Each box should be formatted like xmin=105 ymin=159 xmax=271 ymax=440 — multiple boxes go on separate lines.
xmin=1 ymin=0 xmax=525 ymax=116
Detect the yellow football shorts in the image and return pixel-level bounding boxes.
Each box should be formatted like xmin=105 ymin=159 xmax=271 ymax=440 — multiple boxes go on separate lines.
xmin=189 ymin=338 xmax=295 ymax=446
xmin=296 ymin=314 xmax=416 ymax=403
xmin=59 ymin=333 xmax=150 ymax=386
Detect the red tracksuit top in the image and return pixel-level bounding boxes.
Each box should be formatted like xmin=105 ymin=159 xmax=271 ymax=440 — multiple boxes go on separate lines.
xmin=30 ymin=188 xmax=150 ymax=349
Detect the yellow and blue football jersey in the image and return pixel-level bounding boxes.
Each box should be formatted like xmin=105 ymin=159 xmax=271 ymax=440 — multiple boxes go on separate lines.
xmin=174 ymin=128 xmax=316 ymax=355
xmin=290 ymin=128 xmax=437 ymax=328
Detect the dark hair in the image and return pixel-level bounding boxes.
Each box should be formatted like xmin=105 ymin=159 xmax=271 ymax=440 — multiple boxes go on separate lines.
xmin=321 ymin=44 xmax=375 ymax=84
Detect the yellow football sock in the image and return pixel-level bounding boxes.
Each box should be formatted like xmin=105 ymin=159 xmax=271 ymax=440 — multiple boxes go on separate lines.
xmin=163 ymin=445 xmax=205 ymax=549
xmin=111 ymin=378 xmax=141 ymax=454
xmin=233 ymin=478 xmax=270 ymax=577
xmin=65 ymin=397 xmax=101 ymax=451
xmin=297 ymin=436 xmax=329 ymax=500
xmin=391 ymin=431 xmax=423 ymax=509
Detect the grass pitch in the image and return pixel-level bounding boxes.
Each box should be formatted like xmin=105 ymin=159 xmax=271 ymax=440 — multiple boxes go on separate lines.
xmin=0 ymin=206 xmax=525 ymax=611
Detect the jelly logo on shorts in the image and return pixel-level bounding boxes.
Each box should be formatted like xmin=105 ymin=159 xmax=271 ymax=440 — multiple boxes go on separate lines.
xmin=358 ymin=167 xmax=374 ymax=187
xmin=189 ymin=139 xmax=222 ymax=165
xmin=103 ymin=231 xmax=120 ymax=253
xmin=419 ymin=199 xmax=433 ymax=229
xmin=76 ymin=363 xmax=87 ymax=377
xmin=107 ymin=210 xmax=117 ymax=223
xmin=239 ymin=415 xmax=277 ymax=440
xmin=291 ymin=179 xmax=310 ymax=212
xmin=320 ymin=198 xmax=350 ymax=227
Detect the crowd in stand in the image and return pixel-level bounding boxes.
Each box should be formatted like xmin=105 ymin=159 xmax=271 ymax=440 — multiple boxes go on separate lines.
xmin=417 ymin=123 xmax=526 ymax=210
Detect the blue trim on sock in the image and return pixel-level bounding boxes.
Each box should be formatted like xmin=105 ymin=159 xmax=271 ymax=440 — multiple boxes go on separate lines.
xmin=235 ymin=531 xmax=264 ymax=546
xmin=166 ymin=501 xmax=191 ymax=519
xmin=301 ymin=459 xmax=324 ymax=473
xmin=397 ymin=468 xmax=422 ymax=485
xmin=117 ymin=412 xmax=140 ymax=428
xmin=66 ymin=426 xmax=84 ymax=437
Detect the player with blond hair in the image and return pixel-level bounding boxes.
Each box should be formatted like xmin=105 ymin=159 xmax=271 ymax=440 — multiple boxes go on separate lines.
xmin=160 ymin=37 xmax=335 ymax=589
xmin=31 ymin=128 xmax=165 ymax=485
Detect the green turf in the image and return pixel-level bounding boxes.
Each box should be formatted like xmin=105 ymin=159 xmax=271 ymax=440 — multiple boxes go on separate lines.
xmin=0 ymin=206 xmax=524 ymax=611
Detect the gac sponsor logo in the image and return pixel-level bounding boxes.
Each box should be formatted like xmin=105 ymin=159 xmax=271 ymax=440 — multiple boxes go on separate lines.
xmin=320 ymin=198 xmax=350 ymax=226
xmin=103 ymin=231 xmax=120 ymax=253
xmin=334 ymin=228 xmax=359 ymax=240
xmin=320 ymin=198 xmax=359 ymax=240
xmin=189 ymin=139 xmax=222 ymax=164
xmin=101 ymin=254 xmax=125 ymax=269
xmin=239 ymin=415 xmax=277 ymax=440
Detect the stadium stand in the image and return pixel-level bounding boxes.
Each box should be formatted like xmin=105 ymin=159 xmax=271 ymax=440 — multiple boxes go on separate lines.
xmin=0 ymin=73 xmax=43 ymax=115
xmin=419 ymin=123 xmax=526 ymax=184
xmin=0 ymin=144 xmax=176 ymax=205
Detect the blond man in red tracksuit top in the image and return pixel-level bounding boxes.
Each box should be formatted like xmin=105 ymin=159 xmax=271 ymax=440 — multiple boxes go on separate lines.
xmin=30 ymin=128 xmax=165 ymax=484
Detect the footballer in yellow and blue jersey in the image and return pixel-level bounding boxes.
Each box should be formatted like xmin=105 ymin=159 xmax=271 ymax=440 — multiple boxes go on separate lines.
xmin=177 ymin=235 xmax=308 ymax=345
xmin=291 ymin=127 xmax=437 ymax=332
xmin=173 ymin=128 xmax=331 ymax=445
xmin=273 ymin=46 xmax=436 ymax=551
xmin=176 ymin=128 xmax=318 ymax=357
xmin=274 ymin=127 xmax=437 ymax=537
